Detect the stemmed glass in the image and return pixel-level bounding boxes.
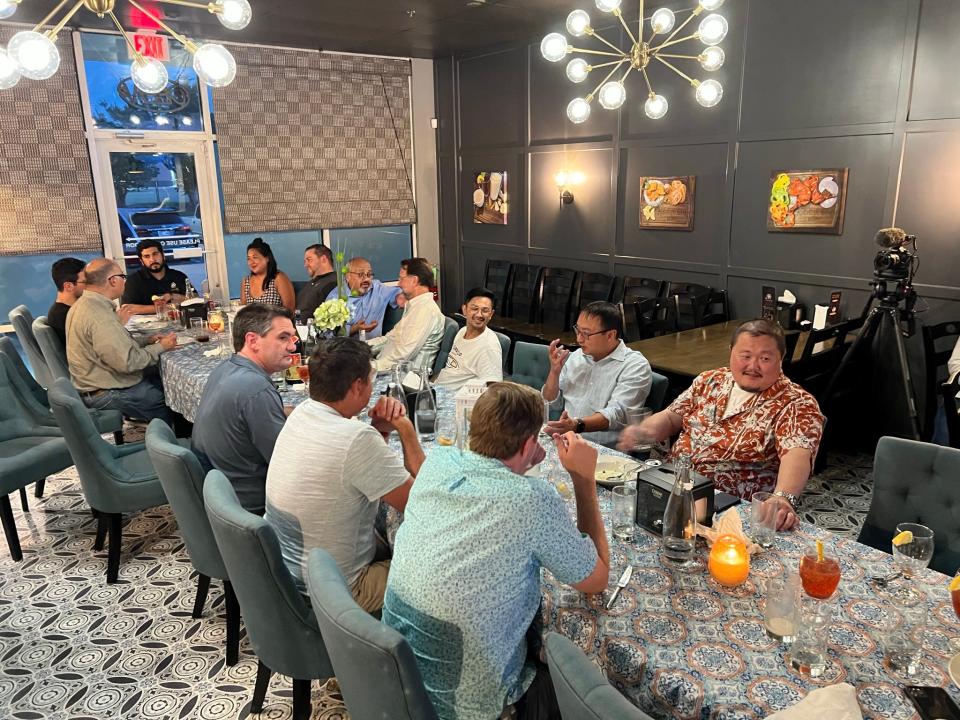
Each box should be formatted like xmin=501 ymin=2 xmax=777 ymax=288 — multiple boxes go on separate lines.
xmin=890 ymin=523 xmax=935 ymax=602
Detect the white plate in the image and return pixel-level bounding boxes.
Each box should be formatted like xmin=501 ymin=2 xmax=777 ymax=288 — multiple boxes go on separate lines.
xmin=642 ymin=180 xmax=666 ymax=208
xmin=819 ymin=176 xmax=839 ymax=209
xmin=950 ymin=652 xmax=960 ymax=689
xmin=473 ymin=188 xmax=485 ymax=207
xmin=595 ymin=456 xmax=641 ymax=488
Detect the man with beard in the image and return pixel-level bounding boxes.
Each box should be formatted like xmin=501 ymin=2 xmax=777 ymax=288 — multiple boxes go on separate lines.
xmin=121 ymin=239 xmax=189 ymax=314
xmin=327 ymin=256 xmax=401 ymax=339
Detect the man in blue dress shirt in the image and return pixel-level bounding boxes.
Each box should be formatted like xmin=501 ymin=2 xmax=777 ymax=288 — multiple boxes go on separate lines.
xmin=325 ymin=256 xmax=401 ymax=339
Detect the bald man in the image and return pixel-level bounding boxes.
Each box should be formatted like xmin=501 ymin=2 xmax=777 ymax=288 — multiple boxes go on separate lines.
xmin=325 ymin=257 xmax=401 ymax=339
xmin=66 ymin=258 xmax=177 ymax=423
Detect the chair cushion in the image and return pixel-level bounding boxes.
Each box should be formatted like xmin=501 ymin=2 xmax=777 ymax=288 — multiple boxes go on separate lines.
xmin=0 ymin=436 xmax=73 ymax=494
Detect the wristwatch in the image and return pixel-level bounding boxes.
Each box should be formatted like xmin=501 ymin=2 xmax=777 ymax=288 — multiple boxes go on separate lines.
xmin=772 ymin=490 xmax=800 ymax=511
xmin=574 ymin=418 xmax=586 ymax=434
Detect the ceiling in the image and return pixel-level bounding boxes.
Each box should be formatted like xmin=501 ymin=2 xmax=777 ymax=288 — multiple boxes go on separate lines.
xmin=11 ymin=0 xmax=582 ymax=59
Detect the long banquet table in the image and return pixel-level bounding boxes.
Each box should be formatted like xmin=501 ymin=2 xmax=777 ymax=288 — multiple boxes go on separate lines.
xmin=159 ymin=344 xmax=959 ymax=719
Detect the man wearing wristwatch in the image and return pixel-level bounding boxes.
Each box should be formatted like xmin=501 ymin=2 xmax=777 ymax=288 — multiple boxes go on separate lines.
xmin=618 ymin=318 xmax=824 ymax=530
xmin=542 ymin=301 xmax=652 ymax=448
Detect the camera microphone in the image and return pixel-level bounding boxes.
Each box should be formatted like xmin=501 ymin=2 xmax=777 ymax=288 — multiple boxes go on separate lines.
xmin=875 ymin=227 xmax=907 ymax=249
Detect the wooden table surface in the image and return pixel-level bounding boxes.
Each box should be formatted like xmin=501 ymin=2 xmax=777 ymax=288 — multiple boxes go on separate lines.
xmin=488 ymin=317 xmax=579 ymax=347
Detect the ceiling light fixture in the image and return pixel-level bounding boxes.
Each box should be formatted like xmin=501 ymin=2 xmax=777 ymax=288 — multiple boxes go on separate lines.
xmin=0 ymin=0 xmax=250 ymax=92
xmin=541 ymin=0 xmax=729 ymax=123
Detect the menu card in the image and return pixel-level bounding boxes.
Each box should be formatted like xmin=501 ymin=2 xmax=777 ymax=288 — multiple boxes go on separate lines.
xmin=761 ymin=286 xmax=777 ymax=321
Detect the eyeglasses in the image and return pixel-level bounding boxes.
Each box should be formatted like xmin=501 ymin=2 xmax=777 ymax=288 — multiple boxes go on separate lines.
xmin=348 ymin=271 xmax=375 ymax=279
xmin=573 ymin=324 xmax=609 ymax=339
xmin=466 ymin=305 xmax=493 ymax=316
xmin=108 ymin=273 xmax=127 ymax=281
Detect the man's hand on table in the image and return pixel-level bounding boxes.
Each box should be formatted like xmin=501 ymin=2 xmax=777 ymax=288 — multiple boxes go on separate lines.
xmin=369 ymin=396 xmax=409 ymax=437
xmin=117 ymin=304 xmax=138 ymax=325
xmin=769 ymin=496 xmax=799 ymax=531
xmin=156 ymin=333 xmax=178 ymax=351
xmin=552 ymin=431 xmax=597 ymax=484
xmin=545 ymin=409 xmax=577 ymax=435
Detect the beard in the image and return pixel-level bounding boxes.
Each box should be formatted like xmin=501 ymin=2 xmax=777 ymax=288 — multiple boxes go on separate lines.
xmin=148 ymin=261 xmax=165 ymax=273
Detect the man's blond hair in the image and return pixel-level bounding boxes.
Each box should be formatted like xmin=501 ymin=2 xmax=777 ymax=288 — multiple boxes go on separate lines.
xmin=468 ymin=382 xmax=543 ymax=459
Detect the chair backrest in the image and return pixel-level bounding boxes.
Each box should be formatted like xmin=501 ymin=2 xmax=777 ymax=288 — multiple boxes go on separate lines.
xmin=33 ymin=316 xmax=71 ymax=382
xmin=695 ymin=290 xmax=729 ymax=327
xmin=432 ymin=317 xmax=461 ymax=375
xmin=9 ymin=305 xmax=52 ymax=388
xmin=647 ymin=372 xmax=668 ymax=412
xmin=505 ymin=264 xmax=542 ymax=322
xmin=203 ymin=470 xmax=332 ymax=679
xmin=576 ymin=273 xmax=616 ymax=316
xmin=0 ymin=336 xmax=49 ymax=412
xmin=632 ymin=297 xmax=679 ymax=340
xmin=0 ymin=354 xmax=56 ymax=441
xmin=665 ymin=283 xmax=711 ymax=331
xmin=940 ymin=375 xmax=960 ymax=450
xmin=145 ymin=419 xmax=227 ymax=580
xmin=923 ymin=320 xmax=960 ymax=440
xmin=493 ymin=331 xmax=511 ymax=372
xmin=538 ymin=268 xmax=578 ymax=329
xmin=857 ymin=436 xmax=960 ymax=575
xmin=619 ymin=277 xmax=663 ymax=307
xmin=305 ymin=549 xmax=438 ymax=720
xmin=383 ymin=303 xmax=405 ymax=335
xmin=483 ymin=259 xmax=514 ymax=312
xmin=545 ymin=633 xmax=652 ymax=720
xmin=510 ymin=341 xmax=550 ymax=389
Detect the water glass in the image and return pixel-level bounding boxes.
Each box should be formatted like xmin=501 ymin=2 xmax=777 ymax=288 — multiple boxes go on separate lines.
xmin=789 ymin=595 xmax=835 ymax=678
xmin=270 ymin=371 xmax=285 ymax=392
xmin=436 ymin=414 xmax=458 ymax=448
xmin=751 ymin=492 xmax=778 ymax=548
xmin=762 ymin=574 xmax=801 ymax=644
xmin=629 ymin=407 xmax=654 ymax=451
xmin=884 ymin=604 xmax=925 ymax=676
xmin=892 ymin=523 xmax=935 ymax=578
xmin=611 ymin=484 xmax=637 ymax=541
xmin=153 ymin=298 xmax=165 ymax=321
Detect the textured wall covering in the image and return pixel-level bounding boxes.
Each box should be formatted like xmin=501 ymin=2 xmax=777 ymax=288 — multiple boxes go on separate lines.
xmin=0 ymin=29 xmax=102 ymax=256
xmin=213 ymin=47 xmax=415 ymax=232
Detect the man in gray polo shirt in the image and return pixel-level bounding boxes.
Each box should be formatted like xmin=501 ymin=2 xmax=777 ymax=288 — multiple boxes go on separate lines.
xmin=192 ymin=305 xmax=297 ymax=514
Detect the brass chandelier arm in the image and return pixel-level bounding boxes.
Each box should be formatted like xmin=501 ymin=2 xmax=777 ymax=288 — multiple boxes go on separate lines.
xmin=641 ymin=66 xmax=654 ymax=96
xmin=585 ymin=57 xmax=627 ymax=101
xmin=656 ymin=53 xmax=700 ymax=60
xmin=650 ymin=32 xmax=699 ymax=53
xmin=126 ymin=0 xmax=199 ymax=52
xmin=154 ymin=0 xmax=224 ymax=16
xmin=45 ymin=0 xmax=85 ymax=39
xmin=568 ymin=46 xmax=628 ymax=59
xmin=585 ymin=29 xmax=625 ymax=55
xmin=612 ymin=8 xmax=638 ymax=48
xmin=33 ymin=0 xmax=72 ymax=32
xmin=637 ymin=0 xmax=644 ymax=45
xmin=653 ymin=55 xmax=697 ymax=86
xmin=106 ymin=9 xmax=144 ymax=63
xmin=656 ymin=3 xmax=702 ymax=49
xmin=590 ymin=59 xmax=626 ymax=70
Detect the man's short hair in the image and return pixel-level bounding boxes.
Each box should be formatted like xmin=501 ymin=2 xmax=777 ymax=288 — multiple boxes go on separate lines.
xmin=136 ymin=238 xmax=165 ymax=257
xmin=400 ymin=257 xmax=430 ymax=272
xmin=403 ymin=258 xmax=433 ymax=287
xmin=308 ymin=337 xmax=373 ymax=402
xmin=581 ymin=301 xmax=623 ymax=339
xmin=463 ymin=287 xmax=496 ymax=309
xmin=51 ymin=257 xmax=85 ymax=290
xmin=232 ymin=304 xmax=293 ymax=352
xmin=305 ymin=244 xmax=333 ymax=264
xmin=469 ymin=382 xmax=543 ymax=459
xmin=730 ymin=318 xmax=786 ymax=357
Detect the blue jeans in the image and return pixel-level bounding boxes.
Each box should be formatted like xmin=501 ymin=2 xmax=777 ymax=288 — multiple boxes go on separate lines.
xmin=83 ymin=375 xmax=172 ymax=424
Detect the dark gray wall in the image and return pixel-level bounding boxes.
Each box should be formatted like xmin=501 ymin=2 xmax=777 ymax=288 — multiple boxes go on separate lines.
xmin=434 ymin=0 xmax=960 ymax=326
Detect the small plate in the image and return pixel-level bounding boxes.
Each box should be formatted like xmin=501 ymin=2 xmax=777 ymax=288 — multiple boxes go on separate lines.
xmin=950 ymin=652 xmax=960 ymax=689
xmin=595 ymin=456 xmax=641 ymax=488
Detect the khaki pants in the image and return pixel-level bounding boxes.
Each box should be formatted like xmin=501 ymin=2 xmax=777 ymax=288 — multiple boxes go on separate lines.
xmin=349 ymin=559 xmax=391 ymax=613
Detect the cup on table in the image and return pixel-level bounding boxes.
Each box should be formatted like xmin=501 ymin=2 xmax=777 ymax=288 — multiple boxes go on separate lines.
xmin=762 ymin=574 xmax=801 ymax=644
xmin=883 ymin=603 xmax=925 ymax=676
xmin=436 ymin=415 xmax=458 ymax=448
xmin=628 ymin=407 xmax=653 ymax=449
xmin=788 ymin=595 xmax=835 ymax=678
xmin=270 ymin=371 xmax=284 ymax=392
xmin=611 ymin=484 xmax=637 ymax=541
xmin=153 ymin=298 xmax=165 ymax=321
xmin=751 ymin=491 xmax=779 ymax=548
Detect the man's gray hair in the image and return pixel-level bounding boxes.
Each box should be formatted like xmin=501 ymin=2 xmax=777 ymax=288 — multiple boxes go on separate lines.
xmin=232 ymin=304 xmax=293 ymax=351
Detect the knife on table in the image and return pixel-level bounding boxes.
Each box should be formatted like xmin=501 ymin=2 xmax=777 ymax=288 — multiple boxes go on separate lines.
xmin=606 ymin=565 xmax=632 ymax=610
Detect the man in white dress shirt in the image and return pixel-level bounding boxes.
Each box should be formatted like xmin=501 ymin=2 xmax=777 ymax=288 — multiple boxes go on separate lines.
xmin=542 ymin=301 xmax=652 ymax=447
xmin=368 ymin=258 xmax=444 ymax=372
xmin=434 ymin=287 xmax=503 ymax=391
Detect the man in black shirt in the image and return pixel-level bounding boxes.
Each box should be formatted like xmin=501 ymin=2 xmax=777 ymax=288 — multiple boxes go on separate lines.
xmin=121 ymin=239 xmax=189 ymax=315
xmin=296 ymin=243 xmax=338 ymax=319
xmin=47 ymin=257 xmax=87 ymax=347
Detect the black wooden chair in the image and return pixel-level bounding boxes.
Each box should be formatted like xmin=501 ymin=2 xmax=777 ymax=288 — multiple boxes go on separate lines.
xmin=666 ymin=281 xmax=711 ymax=331
xmin=619 ymin=276 xmax=664 ymax=308
xmin=483 ymin=259 xmax=513 ymax=313
xmin=788 ymin=317 xmax=861 ymax=400
xmin=575 ymin=272 xmax=616 ymax=316
xmin=922 ymin=320 xmax=960 ymax=441
xmin=504 ymin=264 xmax=542 ymax=322
xmin=696 ymin=290 xmax=730 ymax=327
xmin=631 ymin=297 xmax=679 ymax=340
xmin=537 ymin=267 xmax=578 ymax=330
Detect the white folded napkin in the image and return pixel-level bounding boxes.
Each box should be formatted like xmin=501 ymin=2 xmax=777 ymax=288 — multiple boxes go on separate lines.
xmin=764 ymin=683 xmax=861 ymax=720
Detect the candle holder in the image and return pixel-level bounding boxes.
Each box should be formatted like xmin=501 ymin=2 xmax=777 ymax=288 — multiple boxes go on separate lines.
xmin=708 ymin=534 xmax=750 ymax=587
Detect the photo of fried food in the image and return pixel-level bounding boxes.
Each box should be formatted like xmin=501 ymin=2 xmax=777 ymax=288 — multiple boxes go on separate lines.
xmin=643 ymin=179 xmax=666 ymax=204
xmin=665 ymin=179 xmax=687 ymax=206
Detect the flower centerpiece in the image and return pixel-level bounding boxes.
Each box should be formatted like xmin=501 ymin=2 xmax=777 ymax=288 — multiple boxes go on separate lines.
xmin=313 ymin=247 xmax=351 ymax=337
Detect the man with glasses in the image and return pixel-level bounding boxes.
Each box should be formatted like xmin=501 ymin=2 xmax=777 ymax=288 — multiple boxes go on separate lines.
xmin=326 ymin=256 xmax=401 ymax=339
xmin=296 ymin=244 xmax=338 ymax=318
xmin=47 ymin=257 xmax=87 ymax=348
xmin=434 ymin=287 xmax=503 ymax=391
xmin=66 ymin=258 xmax=177 ymax=423
xmin=542 ymin=300 xmax=652 ymax=448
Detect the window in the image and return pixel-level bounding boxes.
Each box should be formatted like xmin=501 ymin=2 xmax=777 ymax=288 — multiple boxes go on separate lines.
xmin=329 ymin=226 xmax=414 ymax=282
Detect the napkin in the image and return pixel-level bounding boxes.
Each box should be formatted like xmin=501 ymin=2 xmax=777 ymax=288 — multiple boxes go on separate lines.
xmin=778 ymin=289 xmax=797 ymax=304
xmin=764 ymin=683 xmax=861 ymax=720
xmin=695 ymin=509 xmax=760 ymax=555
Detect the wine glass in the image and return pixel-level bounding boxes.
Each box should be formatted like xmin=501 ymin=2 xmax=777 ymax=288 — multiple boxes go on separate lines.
xmin=297 ymin=363 xmax=310 ymax=393
xmin=208 ymin=310 xmax=225 ymax=335
xmin=949 ymin=569 xmax=960 ymax=655
xmin=891 ymin=523 xmax=934 ymax=602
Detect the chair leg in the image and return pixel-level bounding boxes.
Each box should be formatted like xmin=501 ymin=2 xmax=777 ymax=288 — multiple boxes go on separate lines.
xmin=251 ymin=660 xmax=272 ymax=713
xmin=292 ymin=679 xmax=311 ymax=720
xmin=19 ymin=487 xmax=28 ymax=512
xmin=113 ymin=430 xmax=124 ymax=445
xmin=93 ymin=511 xmax=107 ymax=551
xmin=224 ymin=580 xmax=240 ymax=666
xmin=1 ymin=495 xmax=23 ymax=562
xmin=106 ymin=513 xmax=122 ymax=584
xmin=34 ymin=478 xmax=45 ymax=498
xmin=192 ymin=574 xmax=210 ymax=619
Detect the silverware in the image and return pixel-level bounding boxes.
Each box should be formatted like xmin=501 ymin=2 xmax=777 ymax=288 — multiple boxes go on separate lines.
xmin=606 ymin=565 xmax=633 ymax=610
xmin=869 ymin=570 xmax=902 ymax=588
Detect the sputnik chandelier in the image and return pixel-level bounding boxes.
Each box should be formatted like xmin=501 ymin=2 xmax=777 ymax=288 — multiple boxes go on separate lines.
xmin=540 ymin=0 xmax=728 ymax=124
xmin=0 ymin=0 xmax=251 ymax=93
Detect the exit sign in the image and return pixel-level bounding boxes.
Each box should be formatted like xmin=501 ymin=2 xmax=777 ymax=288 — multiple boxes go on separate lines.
xmin=129 ymin=33 xmax=169 ymax=62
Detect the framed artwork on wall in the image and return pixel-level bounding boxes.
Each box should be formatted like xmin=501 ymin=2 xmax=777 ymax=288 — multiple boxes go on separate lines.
xmin=639 ymin=176 xmax=696 ymax=230
xmin=768 ymin=169 xmax=848 ymax=234
xmin=473 ymin=171 xmax=509 ymax=225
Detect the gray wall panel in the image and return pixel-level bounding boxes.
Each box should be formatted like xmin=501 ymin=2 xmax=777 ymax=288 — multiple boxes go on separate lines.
xmin=910 ymin=0 xmax=960 ymax=121
xmin=458 ymin=48 xmax=525 ymax=148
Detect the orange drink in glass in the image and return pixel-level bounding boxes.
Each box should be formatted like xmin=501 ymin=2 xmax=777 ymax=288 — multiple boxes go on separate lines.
xmin=799 ymin=542 xmax=841 ymax=600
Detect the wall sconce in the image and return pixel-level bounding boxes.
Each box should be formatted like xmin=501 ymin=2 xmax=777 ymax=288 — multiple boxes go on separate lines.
xmin=554 ymin=170 xmax=585 ymax=208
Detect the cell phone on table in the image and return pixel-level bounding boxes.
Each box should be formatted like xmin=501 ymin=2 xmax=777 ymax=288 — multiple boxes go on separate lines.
xmin=904 ymin=686 xmax=960 ymax=720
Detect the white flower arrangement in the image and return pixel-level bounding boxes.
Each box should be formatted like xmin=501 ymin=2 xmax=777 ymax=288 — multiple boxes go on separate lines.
xmin=313 ymin=297 xmax=351 ymax=332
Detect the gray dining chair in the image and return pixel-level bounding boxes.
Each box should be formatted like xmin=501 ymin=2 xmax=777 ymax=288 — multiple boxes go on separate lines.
xmin=32 ymin=316 xmax=70 ymax=382
xmin=145 ymin=420 xmax=240 ymax=665
xmin=494 ymin=330 xmax=511 ymax=372
xmin=47 ymin=378 xmax=168 ymax=583
xmin=203 ymin=470 xmax=333 ymax=720
xmin=510 ymin=341 xmax=551 ymax=390
xmin=305 ymin=548 xmax=438 ymax=719
xmin=0 ymin=335 xmax=53 ymax=412
xmin=545 ymin=633 xmax=653 ymax=720
xmin=857 ymin=435 xmax=960 ymax=575
xmin=383 ymin=303 xmax=404 ymax=335
xmin=432 ymin=316 xmax=461 ymax=376
xmin=9 ymin=305 xmax=52 ymax=388
xmin=648 ymin=371 xmax=668 ymax=412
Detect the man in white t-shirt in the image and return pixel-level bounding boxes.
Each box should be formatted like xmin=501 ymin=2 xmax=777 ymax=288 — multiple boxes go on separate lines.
xmin=434 ymin=287 xmax=503 ymax=391
xmin=265 ymin=337 xmax=425 ymax=612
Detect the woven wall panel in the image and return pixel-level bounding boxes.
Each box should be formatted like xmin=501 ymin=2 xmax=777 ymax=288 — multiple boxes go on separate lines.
xmin=213 ymin=48 xmax=416 ymax=232
xmin=0 ymin=29 xmax=102 ymax=256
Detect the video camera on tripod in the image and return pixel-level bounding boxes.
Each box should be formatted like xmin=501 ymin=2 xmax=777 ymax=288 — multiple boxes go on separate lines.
xmin=872 ymin=227 xmax=919 ymax=311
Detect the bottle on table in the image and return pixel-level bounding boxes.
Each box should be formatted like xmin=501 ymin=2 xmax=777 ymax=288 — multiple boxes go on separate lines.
xmin=661 ymin=454 xmax=696 ymax=568
xmin=414 ymin=363 xmax=437 ymax=442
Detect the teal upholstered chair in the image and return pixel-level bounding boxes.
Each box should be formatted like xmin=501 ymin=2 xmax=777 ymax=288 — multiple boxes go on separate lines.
xmin=383 ymin=303 xmax=404 ymax=335
xmin=494 ymin=330 xmax=511 ymax=372
xmin=432 ymin=317 xmax=461 ymax=375
xmin=47 ymin=378 xmax=168 ymax=583
xmin=545 ymin=633 xmax=653 ymax=720
xmin=305 ymin=549 xmax=438 ymax=720
xmin=647 ymin=372 xmax=668 ymax=412
xmin=145 ymin=420 xmax=240 ymax=665
xmin=204 ymin=470 xmax=333 ymax=720
xmin=0 ymin=336 xmax=53 ymax=413
xmin=509 ymin=341 xmax=551 ymax=390
xmin=857 ymin=436 xmax=960 ymax=575
xmin=32 ymin=316 xmax=70 ymax=382
xmin=9 ymin=305 xmax=52 ymax=388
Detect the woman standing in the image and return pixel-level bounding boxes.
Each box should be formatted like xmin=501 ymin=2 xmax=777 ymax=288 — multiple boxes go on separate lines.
xmin=240 ymin=238 xmax=295 ymax=312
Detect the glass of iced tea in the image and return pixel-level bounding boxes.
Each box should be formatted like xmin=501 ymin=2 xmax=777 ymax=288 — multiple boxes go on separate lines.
xmin=296 ymin=363 xmax=310 ymax=393
xmin=799 ymin=540 xmax=841 ymax=600
xmin=208 ymin=310 xmax=225 ymax=334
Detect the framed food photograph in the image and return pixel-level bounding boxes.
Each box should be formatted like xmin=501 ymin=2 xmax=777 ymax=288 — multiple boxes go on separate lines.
xmin=639 ymin=176 xmax=696 ymax=230
xmin=472 ymin=171 xmax=508 ymax=225
xmin=767 ymin=169 xmax=848 ymax=234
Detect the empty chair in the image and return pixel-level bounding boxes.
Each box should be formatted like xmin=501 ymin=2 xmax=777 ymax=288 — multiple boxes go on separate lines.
xmin=857 ymin=436 xmax=960 ymax=575
xmin=631 ymin=297 xmax=678 ymax=340
xmin=32 ymin=316 xmax=70 ymax=382
xmin=432 ymin=317 xmax=461 ymax=375
xmin=538 ymin=267 xmax=578 ymax=330
xmin=509 ymin=341 xmax=551 ymax=390
xmin=0 ymin=336 xmax=52 ymax=412
xmin=665 ymin=282 xmax=711 ymax=331
xmin=145 ymin=420 xmax=240 ymax=665
xmin=305 ymin=548 xmax=438 ymax=720
xmin=922 ymin=320 xmax=960 ymax=441
xmin=576 ymin=273 xmax=616 ymax=316
xmin=647 ymin=372 xmax=668 ymax=413
xmin=203 ymin=470 xmax=333 ymax=720
xmin=618 ymin=277 xmax=664 ymax=308
xmin=695 ymin=290 xmax=730 ymax=327
xmin=505 ymin=264 xmax=542 ymax=322
xmin=545 ymin=633 xmax=652 ymax=720
xmin=382 ymin=303 xmax=405 ymax=335
xmin=9 ymin=305 xmax=52 ymax=388
xmin=494 ymin=330 xmax=511 ymax=372
xmin=483 ymin=259 xmax=514 ymax=312
xmin=47 ymin=378 xmax=168 ymax=583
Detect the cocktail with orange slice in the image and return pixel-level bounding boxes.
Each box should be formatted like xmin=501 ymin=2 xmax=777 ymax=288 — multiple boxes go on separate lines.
xmin=799 ymin=539 xmax=841 ymax=600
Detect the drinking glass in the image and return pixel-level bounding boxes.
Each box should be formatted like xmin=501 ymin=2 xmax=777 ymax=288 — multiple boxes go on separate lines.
xmin=270 ymin=371 xmax=284 ymax=392
xmin=884 ymin=603 xmax=925 ymax=676
xmin=799 ymin=542 xmax=841 ymax=600
xmin=628 ymin=407 xmax=654 ymax=452
xmin=950 ymin=569 xmax=960 ymax=655
xmin=789 ymin=595 xmax=835 ymax=678
xmin=153 ymin=298 xmax=165 ymax=321
xmin=296 ymin=363 xmax=310 ymax=393
xmin=891 ymin=523 xmax=935 ymax=602
xmin=208 ymin=310 xmax=225 ymax=334
xmin=611 ymin=485 xmax=637 ymax=541
xmin=751 ymin=492 xmax=778 ymax=549
xmin=763 ymin=574 xmax=801 ymax=644
xmin=395 ymin=361 xmax=413 ymax=388
xmin=436 ymin=414 xmax=458 ymax=448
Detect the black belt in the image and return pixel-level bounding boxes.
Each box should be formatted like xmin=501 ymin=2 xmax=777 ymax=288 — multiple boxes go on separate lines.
xmin=80 ymin=389 xmax=106 ymax=399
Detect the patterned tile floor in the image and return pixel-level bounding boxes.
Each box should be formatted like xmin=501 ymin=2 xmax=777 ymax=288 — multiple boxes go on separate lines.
xmin=0 ymin=450 xmax=874 ymax=719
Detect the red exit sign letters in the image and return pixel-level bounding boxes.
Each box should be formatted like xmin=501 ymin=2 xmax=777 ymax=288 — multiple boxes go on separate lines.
xmin=129 ymin=33 xmax=169 ymax=62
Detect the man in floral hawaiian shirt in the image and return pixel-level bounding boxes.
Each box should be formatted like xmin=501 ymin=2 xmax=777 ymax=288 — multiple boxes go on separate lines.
xmin=620 ymin=318 xmax=823 ymax=530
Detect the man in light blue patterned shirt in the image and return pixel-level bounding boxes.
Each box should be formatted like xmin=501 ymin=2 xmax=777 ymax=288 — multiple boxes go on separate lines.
xmin=383 ymin=382 xmax=610 ymax=720
xmin=543 ymin=300 xmax=652 ymax=447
